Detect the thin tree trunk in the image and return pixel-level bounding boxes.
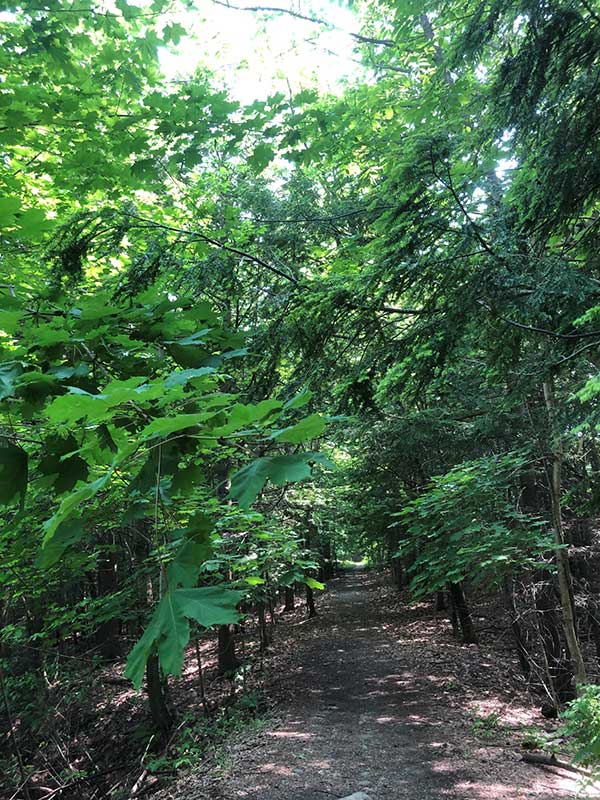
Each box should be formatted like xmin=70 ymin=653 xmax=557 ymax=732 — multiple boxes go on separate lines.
xmin=95 ymin=543 xmax=120 ymax=660
xmin=0 ymin=662 xmax=31 ymax=800
xmin=283 ymin=586 xmax=295 ymax=613
xmin=534 ymin=583 xmax=562 ymax=710
xmin=448 ymin=582 xmax=478 ymax=644
xmin=257 ymin=601 xmax=270 ymax=652
xmin=543 ymin=378 xmax=587 ymax=687
xmin=321 ymin=541 xmax=335 ymax=580
xmin=503 ymin=578 xmax=531 ymax=678
xmin=306 ymin=583 xmax=317 ymax=618
xmin=447 ymin=583 xmax=460 ymax=638
xmin=146 ymin=653 xmax=172 ymax=736
xmin=194 ymin=638 xmax=210 ymax=715
xmin=217 ymin=624 xmax=240 ymax=674
xmin=587 ymin=596 xmax=600 ymax=660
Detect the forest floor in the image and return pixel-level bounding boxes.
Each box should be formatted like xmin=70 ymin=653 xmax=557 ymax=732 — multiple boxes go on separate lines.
xmin=156 ymin=570 xmax=597 ymax=800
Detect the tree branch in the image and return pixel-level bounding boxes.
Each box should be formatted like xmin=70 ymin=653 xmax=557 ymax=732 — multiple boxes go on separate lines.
xmin=209 ymin=0 xmax=396 ymax=47
xmin=124 ymin=213 xmax=300 ymax=286
xmin=477 ymin=300 xmax=600 ymax=340
xmin=430 ymin=154 xmax=498 ymax=259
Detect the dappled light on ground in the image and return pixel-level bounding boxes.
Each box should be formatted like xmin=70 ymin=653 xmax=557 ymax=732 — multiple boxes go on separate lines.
xmin=155 ymin=571 xmax=593 ymax=800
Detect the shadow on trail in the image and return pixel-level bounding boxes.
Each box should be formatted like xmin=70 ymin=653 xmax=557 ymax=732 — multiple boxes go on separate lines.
xmin=216 ymin=571 xmax=577 ymax=800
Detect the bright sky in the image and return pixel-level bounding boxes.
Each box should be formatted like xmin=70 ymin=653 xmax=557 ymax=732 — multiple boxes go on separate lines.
xmin=158 ymin=1 xmax=363 ymax=103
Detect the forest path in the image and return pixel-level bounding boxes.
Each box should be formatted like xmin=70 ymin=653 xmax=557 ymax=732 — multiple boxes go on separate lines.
xmin=179 ymin=571 xmax=584 ymax=800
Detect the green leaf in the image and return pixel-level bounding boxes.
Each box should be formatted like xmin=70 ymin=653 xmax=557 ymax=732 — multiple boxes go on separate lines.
xmin=38 ymin=435 xmax=89 ymax=493
xmin=140 ymin=412 xmax=211 ymax=440
xmin=166 ymin=343 xmax=212 ymax=369
xmin=229 ymin=452 xmax=332 ymax=508
xmin=305 ymin=577 xmax=325 ymax=590
xmin=169 ymin=463 xmax=205 ymax=496
xmin=271 ymin=413 xmax=326 ymax=443
xmin=164 ymin=328 xmax=213 ymax=346
xmin=0 ymin=310 xmax=23 ymax=334
xmin=15 ymin=371 xmax=60 ymax=404
xmin=162 ymin=22 xmax=186 ymax=44
xmin=0 ymin=196 xmax=21 ymax=221
xmin=222 ymin=348 xmax=249 ymax=360
xmin=166 ymin=514 xmax=213 ymax=588
xmin=283 ymin=388 xmax=313 ymax=410
xmin=244 ymin=576 xmax=266 ymax=586
xmin=36 ymin=518 xmax=85 ymax=568
xmin=125 ymin=585 xmax=244 ymax=689
xmin=17 ymin=208 xmax=52 ymax=238
xmin=249 ymin=143 xmax=275 ymax=171
xmin=0 ymin=437 xmax=28 ymax=508
xmin=217 ymin=399 xmax=283 ymax=434
xmin=164 ymin=367 xmax=216 ymax=387
xmin=43 ymin=470 xmax=112 ymax=542
xmin=46 ymin=392 xmax=111 ymax=425
xmin=0 ymin=361 xmax=24 ymax=400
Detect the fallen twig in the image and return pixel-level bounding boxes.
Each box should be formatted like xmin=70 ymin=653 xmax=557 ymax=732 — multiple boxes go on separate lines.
xmin=522 ymin=752 xmax=596 ymax=778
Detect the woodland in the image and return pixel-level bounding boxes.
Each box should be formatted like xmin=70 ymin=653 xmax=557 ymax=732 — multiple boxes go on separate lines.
xmin=2 ymin=0 xmax=600 ymax=797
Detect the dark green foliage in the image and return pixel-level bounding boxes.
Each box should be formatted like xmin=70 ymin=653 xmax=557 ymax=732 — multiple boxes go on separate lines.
xmin=4 ymin=0 xmax=600 ymax=787
xmin=397 ymin=453 xmax=551 ymax=596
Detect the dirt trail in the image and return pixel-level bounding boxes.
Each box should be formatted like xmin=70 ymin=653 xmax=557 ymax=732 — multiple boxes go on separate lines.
xmin=173 ymin=571 xmax=587 ymax=800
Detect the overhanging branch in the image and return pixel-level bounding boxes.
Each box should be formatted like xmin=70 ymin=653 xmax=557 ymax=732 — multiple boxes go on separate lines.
xmin=210 ymin=0 xmax=396 ymax=48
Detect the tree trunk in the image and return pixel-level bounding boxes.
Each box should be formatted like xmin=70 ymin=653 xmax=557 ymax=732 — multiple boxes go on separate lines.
xmin=587 ymin=596 xmax=600 ymax=661
xmin=435 ymin=590 xmax=446 ymax=612
xmin=95 ymin=545 xmax=120 ymax=660
xmin=146 ymin=653 xmax=172 ymax=736
xmin=266 ymin=582 xmax=276 ymax=629
xmin=447 ymin=585 xmax=460 ymax=638
xmin=217 ymin=624 xmax=240 ymax=675
xmin=448 ymin=582 xmax=478 ymax=644
xmin=543 ymin=378 xmax=586 ymax=687
xmin=194 ymin=638 xmax=210 ymax=715
xmin=306 ymin=583 xmax=317 ymax=618
xmin=320 ymin=541 xmax=335 ymax=580
xmin=257 ymin=601 xmax=270 ymax=652
xmin=391 ymin=557 xmax=404 ymax=590
xmin=503 ymin=578 xmax=531 ymax=678
xmin=535 ymin=582 xmax=575 ymax=705
xmin=283 ymin=586 xmax=295 ymax=613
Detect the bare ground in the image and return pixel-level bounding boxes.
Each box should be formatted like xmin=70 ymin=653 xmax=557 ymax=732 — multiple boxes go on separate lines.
xmin=158 ymin=570 xmax=596 ymax=800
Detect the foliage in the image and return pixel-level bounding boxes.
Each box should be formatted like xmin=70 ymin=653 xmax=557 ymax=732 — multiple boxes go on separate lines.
xmin=0 ymin=278 xmax=330 ymax=686
xmin=3 ymin=0 xmax=600 ymax=791
xmin=561 ymin=685 xmax=600 ymax=766
xmin=396 ymin=453 xmax=551 ymax=597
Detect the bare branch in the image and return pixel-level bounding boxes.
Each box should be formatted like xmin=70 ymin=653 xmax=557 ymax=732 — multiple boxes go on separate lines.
xmin=477 ymin=300 xmax=600 ymax=340
xmin=124 ymin=213 xmax=300 ymax=285
xmin=210 ymin=0 xmax=396 ymax=48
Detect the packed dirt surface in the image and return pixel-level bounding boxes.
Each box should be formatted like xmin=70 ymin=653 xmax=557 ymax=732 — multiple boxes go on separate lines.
xmin=161 ymin=571 xmax=593 ymax=800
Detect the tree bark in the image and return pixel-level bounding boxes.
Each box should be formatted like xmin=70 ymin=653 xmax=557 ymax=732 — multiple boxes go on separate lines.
xmin=283 ymin=586 xmax=295 ymax=613
xmin=587 ymin=596 xmax=600 ymax=660
xmin=543 ymin=378 xmax=587 ymax=687
xmin=320 ymin=540 xmax=335 ymax=580
xmin=217 ymin=624 xmax=240 ymax=675
xmin=535 ymin=580 xmax=576 ymax=704
xmin=257 ymin=601 xmax=270 ymax=652
xmin=503 ymin=578 xmax=531 ymax=678
xmin=95 ymin=544 xmax=121 ymax=660
xmin=435 ymin=590 xmax=446 ymax=612
xmin=448 ymin=582 xmax=478 ymax=644
xmin=194 ymin=638 xmax=210 ymax=715
xmin=146 ymin=653 xmax=172 ymax=736
xmin=306 ymin=583 xmax=317 ymax=618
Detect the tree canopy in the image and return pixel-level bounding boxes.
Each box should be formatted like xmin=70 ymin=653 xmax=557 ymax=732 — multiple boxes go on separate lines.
xmin=3 ymin=0 xmax=600 ymax=794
